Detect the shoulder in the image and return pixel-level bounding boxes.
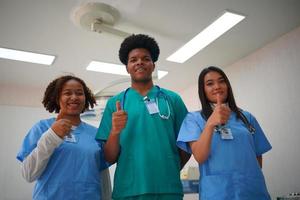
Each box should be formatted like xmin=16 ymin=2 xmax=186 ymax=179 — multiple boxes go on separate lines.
xmin=160 ymin=88 xmax=184 ymax=104
xmin=23 ymin=118 xmax=55 ymax=142
xmin=179 ymin=111 xmax=206 ymax=133
xmin=183 ymin=111 xmax=207 ymax=129
xmin=108 ymin=91 xmax=124 ymax=102
xmin=160 ymin=88 xmax=180 ymax=98
xmin=33 ymin=118 xmax=55 ymax=131
xmin=186 ymin=111 xmax=203 ymax=121
xmin=105 ymin=91 xmax=126 ymax=106
xmin=82 ymin=121 xmax=97 ymax=130
xmin=81 ymin=122 xmax=98 ymax=136
xmin=239 ymin=109 xmax=254 ymax=120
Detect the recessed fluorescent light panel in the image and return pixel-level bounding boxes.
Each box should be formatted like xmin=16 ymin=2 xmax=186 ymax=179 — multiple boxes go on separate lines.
xmin=87 ymin=61 xmax=129 ymax=76
xmin=157 ymin=70 xmax=168 ymax=79
xmin=87 ymin=61 xmax=168 ymax=79
xmin=0 ymin=47 xmax=55 ymax=65
xmin=167 ymin=11 xmax=245 ymax=63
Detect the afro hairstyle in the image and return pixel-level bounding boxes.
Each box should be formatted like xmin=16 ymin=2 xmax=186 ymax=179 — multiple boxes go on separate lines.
xmin=119 ymin=34 xmax=160 ymax=65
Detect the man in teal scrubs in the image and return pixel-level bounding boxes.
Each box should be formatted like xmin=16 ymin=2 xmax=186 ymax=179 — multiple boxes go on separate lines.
xmin=96 ymin=34 xmax=190 ymax=200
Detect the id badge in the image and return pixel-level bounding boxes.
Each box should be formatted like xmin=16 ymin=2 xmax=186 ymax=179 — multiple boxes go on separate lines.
xmin=64 ymin=134 xmax=77 ymax=143
xmin=220 ymin=127 xmax=234 ymax=140
xmin=145 ymin=99 xmax=159 ymax=114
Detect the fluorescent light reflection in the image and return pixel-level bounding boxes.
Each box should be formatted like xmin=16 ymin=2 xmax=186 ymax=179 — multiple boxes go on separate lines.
xmin=87 ymin=61 xmax=168 ymax=79
xmin=167 ymin=11 xmax=245 ymax=63
xmin=0 ymin=47 xmax=55 ymax=65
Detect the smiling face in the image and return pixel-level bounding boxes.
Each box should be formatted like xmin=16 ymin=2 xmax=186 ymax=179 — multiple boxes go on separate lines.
xmin=58 ymin=79 xmax=86 ymax=117
xmin=126 ymin=48 xmax=155 ymax=84
xmin=204 ymin=71 xmax=228 ymax=104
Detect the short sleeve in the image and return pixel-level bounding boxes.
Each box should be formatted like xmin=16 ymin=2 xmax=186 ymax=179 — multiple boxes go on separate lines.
xmin=249 ymin=114 xmax=272 ymax=156
xmin=16 ymin=119 xmax=51 ymax=162
xmin=98 ymin=141 xmax=111 ymax=170
xmin=242 ymin=111 xmax=272 ymax=156
xmin=96 ymin=97 xmax=116 ymax=142
xmin=177 ymin=112 xmax=204 ymax=154
xmin=172 ymin=94 xmax=188 ymax=136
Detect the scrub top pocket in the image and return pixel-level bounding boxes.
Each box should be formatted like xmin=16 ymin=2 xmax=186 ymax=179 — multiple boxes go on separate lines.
xmin=201 ymin=174 xmax=233 ymax=200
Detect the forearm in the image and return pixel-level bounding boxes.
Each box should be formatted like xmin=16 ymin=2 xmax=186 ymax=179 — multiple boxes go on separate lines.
xmin=104 ymin=132 xmax=121 ymax=164
xmin=190 ymin=124 xmax=215 ymax=164
xmin=21 ymin=128 xmax=63 ymax=182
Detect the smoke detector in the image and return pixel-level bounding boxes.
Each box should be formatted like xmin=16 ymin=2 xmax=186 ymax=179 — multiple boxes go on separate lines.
xmin=71 ymin=2 xmax=130 ymax=37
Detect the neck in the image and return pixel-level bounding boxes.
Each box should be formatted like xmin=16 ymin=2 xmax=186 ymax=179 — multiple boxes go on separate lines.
xmin=56 ymin=113 xmax=81 ymax=126
xmin=131 ymin=81 xmax=154 ymax=96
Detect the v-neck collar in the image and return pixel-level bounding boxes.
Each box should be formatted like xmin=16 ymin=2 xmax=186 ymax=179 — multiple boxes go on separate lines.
xmin=129 ymin=85 xmax=158 ymax=99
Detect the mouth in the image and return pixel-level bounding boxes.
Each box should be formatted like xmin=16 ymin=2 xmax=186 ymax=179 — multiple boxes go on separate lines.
xmin=67 ymin=102 xmax=82 ymax=109
xmin=213 ymin=91 xmax=223 ymax=96
xmin=135 ymin=67 xmax=146 ymax=73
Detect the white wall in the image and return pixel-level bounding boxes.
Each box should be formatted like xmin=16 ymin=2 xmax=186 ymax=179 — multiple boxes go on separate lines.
xmin=0 ymin=105 xmax=52 ymax=200
xmin=180 ymin=25 xmax=300 ymax=199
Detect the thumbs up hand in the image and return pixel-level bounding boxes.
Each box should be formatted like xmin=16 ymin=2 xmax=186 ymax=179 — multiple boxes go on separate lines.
xmin=207 ymin=94 xmax=231 ymax=127
xmin=111 ymin=101 xmax=128 ymax=135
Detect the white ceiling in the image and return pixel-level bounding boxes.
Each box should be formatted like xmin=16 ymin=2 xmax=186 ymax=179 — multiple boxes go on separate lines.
xmin=1 ymin=0 xmax=300 ymax=104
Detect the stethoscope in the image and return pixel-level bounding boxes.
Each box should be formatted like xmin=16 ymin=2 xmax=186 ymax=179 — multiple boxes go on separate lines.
xmin=121 ymin=85 xmax=171 ymax=120
xmin=200 ymin=109 xmax=256 ymax=134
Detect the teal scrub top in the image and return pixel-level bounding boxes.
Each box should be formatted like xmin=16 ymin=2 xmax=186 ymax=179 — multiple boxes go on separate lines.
xmin=17 ymin=118 xmax=108 ymax=200
xmin=96 ymin=86 xmax=188 ymax=198
xmin=177 ymin=111 xmax=272 ymax=200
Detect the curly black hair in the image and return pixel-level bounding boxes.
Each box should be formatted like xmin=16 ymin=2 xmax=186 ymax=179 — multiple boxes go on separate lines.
xmin=119 ymin=34 xmax=160 ymax=65
xmin=42 ymin=75 xmax=96 ymax=113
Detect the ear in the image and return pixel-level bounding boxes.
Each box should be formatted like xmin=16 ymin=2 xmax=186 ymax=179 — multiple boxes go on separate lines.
xmin=126 ymin=65 xmax=129 ymax=73
xmin=152 ymin=63 xmax=155 ymax=72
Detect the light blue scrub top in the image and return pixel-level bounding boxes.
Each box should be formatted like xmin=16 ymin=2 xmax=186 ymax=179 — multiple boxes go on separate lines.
xmin=96 ymin=86 xmax=188 ymax=199
xmin=177 ymin=111 xmax=272 ymax=200
xmin=17 ymin=118 xmax=108 ymax=200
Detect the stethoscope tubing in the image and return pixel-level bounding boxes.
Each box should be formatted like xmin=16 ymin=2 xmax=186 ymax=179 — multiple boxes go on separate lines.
xmin=121 ymin=86 xmax=171 ymax=119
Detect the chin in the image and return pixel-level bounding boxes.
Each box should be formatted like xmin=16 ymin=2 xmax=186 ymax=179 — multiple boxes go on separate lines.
xmin=133 ymin=77 xmax=152 ymax=83
xmin=67 ymin=110 xmax=82 ymax=115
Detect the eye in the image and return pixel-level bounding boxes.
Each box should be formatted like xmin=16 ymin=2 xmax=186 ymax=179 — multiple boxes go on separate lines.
xmin=75 ymin=91 xmax=84 ymax=96
xmin=143 ymin=57 xmax=151 ymax=62
xmin=62 ymin=91 xmax=72 ymax=96
xmin=129 ymin=58 xmax=137 ymax=63
xmin=219 ymin=79 xmax=226 ymax=84
xmin=206 ymin=82 xmax=213 ymax=86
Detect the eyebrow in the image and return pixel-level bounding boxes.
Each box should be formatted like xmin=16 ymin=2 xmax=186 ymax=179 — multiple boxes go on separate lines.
xmin=205 ymin=76 xmax=224 ymax=83
xmin=129 ymin=55 xmax=151 ymax=59
xmin=62 ymin=88 xmax=83 ymax=91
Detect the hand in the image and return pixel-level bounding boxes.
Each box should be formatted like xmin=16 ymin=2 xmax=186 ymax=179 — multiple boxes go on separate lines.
xmin=51 ymin=118 xmax=73 ymax=138
xmin=207 ymin=94 xmax=231 ymax=127
xmin=111 ymin=101 xmax=127 ymax=135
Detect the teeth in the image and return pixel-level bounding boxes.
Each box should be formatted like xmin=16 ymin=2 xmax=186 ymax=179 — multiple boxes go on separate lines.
xmin=136 ymin=68 xmax=145 ymax=72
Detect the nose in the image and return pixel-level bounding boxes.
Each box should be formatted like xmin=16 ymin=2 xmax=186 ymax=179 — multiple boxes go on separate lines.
xmin=70 ymin=93 xmax=79 ymax=99
xmin=136 ymin=58 xmax=144 ymax=65
xmin=213 ymin=82 xmax=221 ymax=90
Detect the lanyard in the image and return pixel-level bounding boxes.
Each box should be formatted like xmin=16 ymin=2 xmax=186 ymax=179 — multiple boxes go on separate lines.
xmin=121 ymin=86 xmax=171 ymax=119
